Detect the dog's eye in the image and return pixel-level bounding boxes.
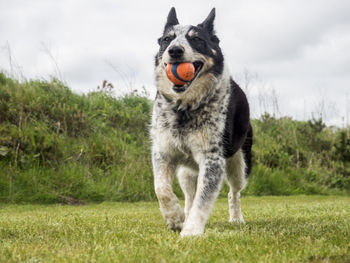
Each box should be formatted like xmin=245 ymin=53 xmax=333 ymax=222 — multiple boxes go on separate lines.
xmin=163 ymin=37 xmax=171 ymax=42
xmin=192 ymin=37 xmax=202 ymax=42
xmin=191 ymin=36 xmax=206 ymax=47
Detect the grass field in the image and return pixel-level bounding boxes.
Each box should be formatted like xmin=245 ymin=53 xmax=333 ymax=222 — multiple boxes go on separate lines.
xmin=0 ymin=196 xmax=349 ymax=262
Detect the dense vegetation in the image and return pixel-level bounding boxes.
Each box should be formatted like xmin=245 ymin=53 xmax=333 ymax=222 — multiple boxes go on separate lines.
xmin=0 ymin=73 xmax=349 ymax=203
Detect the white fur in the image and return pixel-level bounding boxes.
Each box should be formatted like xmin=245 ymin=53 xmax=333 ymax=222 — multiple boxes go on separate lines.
xmin=226 ymin=150 xmax=247 ymax=223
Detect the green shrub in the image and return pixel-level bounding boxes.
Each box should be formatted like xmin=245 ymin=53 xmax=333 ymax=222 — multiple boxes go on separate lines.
xmin=0 ymin=72 xmax=348 ymax=203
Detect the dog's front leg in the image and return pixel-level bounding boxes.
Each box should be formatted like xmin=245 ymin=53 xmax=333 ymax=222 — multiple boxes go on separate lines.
xmin=152 ymin=152 xmax=185 ymax=231
xmin=180 ymin=156 xmax=226 ymax=237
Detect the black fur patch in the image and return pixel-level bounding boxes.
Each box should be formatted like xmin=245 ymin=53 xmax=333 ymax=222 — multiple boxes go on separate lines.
xmin=242 ymin=123 xmax=253 ymax=176
xmin=155 ymin=30 xmax=175 ymax=67
xmin=199 ymin=160 xmax=223 ymax=207
xmin=155 ymin=7 xmax=179 ymax=67
xmin=222 ymin=79 xmax=253 ymax=176
xmin=186 ymin=26 xmax=224 ymax=76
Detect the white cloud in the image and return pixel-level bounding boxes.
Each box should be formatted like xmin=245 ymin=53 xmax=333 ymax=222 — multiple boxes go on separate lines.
xmin=0 ymin=0 xmax=349 ymax=125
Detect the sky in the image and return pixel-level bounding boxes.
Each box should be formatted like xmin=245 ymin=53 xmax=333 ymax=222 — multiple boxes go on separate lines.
xmin=1 ymin=0 xmax=350 ymax=126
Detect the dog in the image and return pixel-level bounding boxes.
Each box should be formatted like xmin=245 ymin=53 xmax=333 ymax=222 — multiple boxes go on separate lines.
xmin=151 ymin=7 xmax=253 ymax=237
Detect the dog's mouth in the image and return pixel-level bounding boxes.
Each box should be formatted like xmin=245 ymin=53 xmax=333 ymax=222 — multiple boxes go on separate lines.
xmin=164 ymin=61 xmax=204 ymax=93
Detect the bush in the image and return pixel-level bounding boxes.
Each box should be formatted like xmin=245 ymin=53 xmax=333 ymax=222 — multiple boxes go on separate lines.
xmin=0 ymin=73 xmax=154 ymax=203
xmin=0 ymin=72 xmax=348 ymax=203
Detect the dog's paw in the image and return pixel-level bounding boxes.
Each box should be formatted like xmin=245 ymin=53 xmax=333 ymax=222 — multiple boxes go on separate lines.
xmin=167 ymin=221 xmax=183 ymax=232
xmin=166 ymin=211 xmax=185 ymax=232
xmin=180 ymin=222 xmax=204 ymax=237
xmin=229 ymin=215 xmax=245 ymax=224
xmin=180 ymin=228 xmax=203 ymax=237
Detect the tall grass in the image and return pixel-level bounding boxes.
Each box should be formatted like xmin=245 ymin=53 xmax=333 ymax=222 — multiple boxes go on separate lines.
xmin=0 ymin=73 xmax=349 ymax=203
xmin=244 ymin=114 xmax=350 ymax=196
xmin=0 ymin=73 xmax=156 ymax=203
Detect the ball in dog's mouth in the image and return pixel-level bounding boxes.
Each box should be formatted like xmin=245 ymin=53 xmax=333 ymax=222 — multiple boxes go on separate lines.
xmin=164 ymin=61 xmax=204 ymax=93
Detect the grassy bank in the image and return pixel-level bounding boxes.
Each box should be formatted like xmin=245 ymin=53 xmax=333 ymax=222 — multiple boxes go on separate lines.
xmin=0 ymin=73 xmax=349 ymax=203
xmin=0 ymin=73 xmax=155 ymax=203
xmin=0 ymin=196 xmax=349 ymax=262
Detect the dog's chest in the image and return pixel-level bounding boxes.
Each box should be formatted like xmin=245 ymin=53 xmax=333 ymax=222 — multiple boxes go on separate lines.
xmin=153 ymin=101 xmax=226 ymax=159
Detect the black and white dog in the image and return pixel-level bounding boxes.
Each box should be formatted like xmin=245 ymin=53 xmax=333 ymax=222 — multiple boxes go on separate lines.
xmin=151 ymin=7 xmax=253 ymax=237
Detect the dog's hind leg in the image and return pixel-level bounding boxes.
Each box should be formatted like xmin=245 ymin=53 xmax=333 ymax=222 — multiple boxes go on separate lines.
xmin=152 ymin=152 xmax=185 ymax=232
xmin=226 ymin=149 xmax=247 ymax=223
xmin=177 ymin=166 xmax=197 ymax=220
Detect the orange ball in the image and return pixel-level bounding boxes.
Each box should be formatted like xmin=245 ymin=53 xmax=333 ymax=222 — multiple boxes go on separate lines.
xmin=166 ymin=62 xmax=195 ymax=86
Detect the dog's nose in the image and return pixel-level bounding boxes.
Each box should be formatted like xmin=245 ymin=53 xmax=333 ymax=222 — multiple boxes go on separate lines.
xmin=168 ymin=46 xmax=184 ymax=59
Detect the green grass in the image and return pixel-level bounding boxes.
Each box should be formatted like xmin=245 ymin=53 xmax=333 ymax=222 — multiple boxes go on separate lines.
xmin=1 ymin=196 xmax=349 ymax=262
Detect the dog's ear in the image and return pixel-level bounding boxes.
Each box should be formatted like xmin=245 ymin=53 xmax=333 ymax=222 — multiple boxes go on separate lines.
xmin=164 ymin=7 xmax=179 ymax=32
xmin=198 ymin=8 xmax=216 ymax=35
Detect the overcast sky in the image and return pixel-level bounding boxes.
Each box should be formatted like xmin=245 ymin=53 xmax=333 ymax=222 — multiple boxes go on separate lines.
xmin=1 ymin=0 xmax=349 ymax=126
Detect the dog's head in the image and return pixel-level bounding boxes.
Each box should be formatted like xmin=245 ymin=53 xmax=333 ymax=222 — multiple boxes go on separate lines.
xmin=155 ymin=7 xmax=225 ymax=110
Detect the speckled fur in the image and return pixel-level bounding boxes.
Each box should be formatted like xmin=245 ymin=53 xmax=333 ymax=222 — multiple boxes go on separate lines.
xmin=151 ymin=8 xmax=252 ymax=237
